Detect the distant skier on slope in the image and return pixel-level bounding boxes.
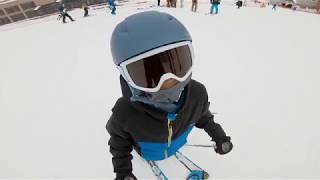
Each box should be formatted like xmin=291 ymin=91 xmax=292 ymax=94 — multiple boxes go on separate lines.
xmin=210 ymin=0 xmax=221 ymax=14
xmin=107 ymin=0 xmax=116 ymax=15
xmin=167 ymin=0 xmax=176 ymax=7
xmin=82 ymin=2 xmax=89 ymax=17
xmin=243 ymin=0 xmax=247 ymax=6
xmin=58 ymin=3 xmax=75 ymax=23
xmin=191 ymin=0 xmax=198 ymax=12
xmin=106 ymin=11 xmax=233 ymax=180
xmin=236 ymin=0 xmax=243 ymax=8
xmin=272 ymin=4 xmax=277 ymax=10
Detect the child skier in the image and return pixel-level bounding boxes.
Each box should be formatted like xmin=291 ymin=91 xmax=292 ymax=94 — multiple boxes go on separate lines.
xmin=107 ymin=11 xmax=233 ymax=180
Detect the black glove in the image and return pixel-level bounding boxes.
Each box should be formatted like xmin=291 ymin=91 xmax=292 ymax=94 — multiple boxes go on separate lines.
xmin=214 ymin=136 xmax=233 ymax=155
xmin=115 ymin=173 xmax=137 ymax=180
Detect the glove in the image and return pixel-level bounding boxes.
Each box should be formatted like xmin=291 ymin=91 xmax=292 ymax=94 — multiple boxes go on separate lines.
xmin=214 ymin=136 xmax=233 ymax=155
xmin=115 ymin=173 xmax=137 ymax=180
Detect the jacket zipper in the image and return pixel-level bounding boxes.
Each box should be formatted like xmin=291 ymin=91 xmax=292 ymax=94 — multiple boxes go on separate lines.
xmin=168 ymin=120 xmax=174 ymax=147
xmin=165 ymin=113 xmax=176 ymax=159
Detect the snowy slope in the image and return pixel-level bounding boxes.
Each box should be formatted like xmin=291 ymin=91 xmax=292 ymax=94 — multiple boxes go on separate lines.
xmin=1 ymin=0 xmax=320 ymax=178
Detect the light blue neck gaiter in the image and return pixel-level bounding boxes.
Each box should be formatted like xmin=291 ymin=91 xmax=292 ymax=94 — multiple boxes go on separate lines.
xmin=129 ymin=75 xmax=191 ymax=112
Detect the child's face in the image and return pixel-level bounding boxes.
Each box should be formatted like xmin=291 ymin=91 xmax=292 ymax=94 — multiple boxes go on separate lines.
xmin=160 ymin=79 xmax=179 ymax=90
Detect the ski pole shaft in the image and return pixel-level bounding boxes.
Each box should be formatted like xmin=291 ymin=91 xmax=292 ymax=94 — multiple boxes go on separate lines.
xmin=186 ymin=144 xmax=217 ymax=149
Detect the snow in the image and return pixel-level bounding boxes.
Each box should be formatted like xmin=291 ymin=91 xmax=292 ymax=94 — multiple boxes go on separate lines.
xmin=1 ymin=0 xmax=320 ymax=178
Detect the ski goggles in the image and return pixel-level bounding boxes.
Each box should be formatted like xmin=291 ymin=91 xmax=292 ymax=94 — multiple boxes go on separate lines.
xmin=117 ymin=41 xmax=194 ymax=92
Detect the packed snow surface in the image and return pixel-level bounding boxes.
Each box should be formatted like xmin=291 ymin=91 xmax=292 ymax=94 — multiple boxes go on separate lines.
xmin=1 ymin=0 xmax=320 ymax=178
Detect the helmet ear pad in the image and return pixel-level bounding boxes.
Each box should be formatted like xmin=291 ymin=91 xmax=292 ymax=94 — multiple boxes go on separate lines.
xmin=110 ymin=11 xmax=192 ymax=66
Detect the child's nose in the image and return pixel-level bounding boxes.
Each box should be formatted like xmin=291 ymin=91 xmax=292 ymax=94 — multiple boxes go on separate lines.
xmin=160 ymin=79 xmax=179 ymax=90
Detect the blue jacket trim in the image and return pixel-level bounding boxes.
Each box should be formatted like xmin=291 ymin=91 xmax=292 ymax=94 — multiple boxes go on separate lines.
xmin=138 ymin=126 xmax=194 ymax=160
xmin=167 ymin=113 xmax=177 ymax=121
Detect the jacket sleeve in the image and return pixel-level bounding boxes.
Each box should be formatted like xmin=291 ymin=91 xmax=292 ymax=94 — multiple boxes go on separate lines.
xmin=195 ymin=94 xmax=227 ymax=143
xmin=106 ymin=113 xmax=134 ymax=178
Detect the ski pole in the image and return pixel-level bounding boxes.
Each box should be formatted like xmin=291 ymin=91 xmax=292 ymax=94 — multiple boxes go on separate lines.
xmin=186 ymin=143 xmax=217 ymax=149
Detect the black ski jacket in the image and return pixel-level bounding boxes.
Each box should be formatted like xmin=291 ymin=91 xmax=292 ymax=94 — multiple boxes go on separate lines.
xmin=106 ymin=76 xmax=228 ymax=177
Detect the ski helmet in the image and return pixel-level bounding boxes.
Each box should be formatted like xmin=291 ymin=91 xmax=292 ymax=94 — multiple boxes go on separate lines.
xmin=110 ymin=11 xmax=192 ymax=65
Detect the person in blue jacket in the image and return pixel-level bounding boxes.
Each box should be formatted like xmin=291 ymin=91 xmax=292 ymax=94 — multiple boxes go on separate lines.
xmin=107 ymin=0 xmax=116 ymax=15
xmin=210 ymin=0 xmax=221 ymax=14
xmin=107 ymin=11 xmax=233 ymax=180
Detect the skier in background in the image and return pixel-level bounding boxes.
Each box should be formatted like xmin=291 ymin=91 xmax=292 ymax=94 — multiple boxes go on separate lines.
xmin=167 ymin=0 xmax=176 ymax=7
xmin=191 ymin=0 xmax=198 ymax=12
xmin=108 ymin=0 xmax=116 ymax=15
xmin=166 ymin=0 xmax=171 ymax=7
xmin=243 ymin=0 xmax=247 ymax=6
xmin=157 ymin=0 xmax=161 ymax=6
xmin=82 ymin=2 xmax=89 ymax=17
xmin=272 ymin=3 xmax=277 ymax=10
xmin=210 ymin=0 xmax=221 ymax=14
xmin=107 ymin=11 xmax=233 ymax=180
xmin=172 ymin=0 xmax=177 ymax=7
xmin=58 ymin=3 xmax=75 ymax=23
xmin=236 ymin=0 xmax=243 ymax=8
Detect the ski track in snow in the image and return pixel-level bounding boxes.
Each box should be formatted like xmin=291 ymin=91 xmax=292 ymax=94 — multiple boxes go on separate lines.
xmin=1 ymin=0 xmax=320 ymax=178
